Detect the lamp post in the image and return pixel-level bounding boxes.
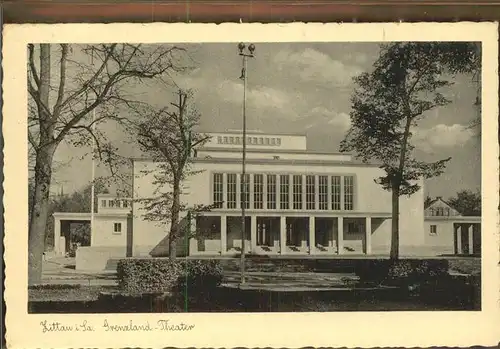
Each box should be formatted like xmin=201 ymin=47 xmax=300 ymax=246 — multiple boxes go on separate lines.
xmin=238 ymin=42 xmax=255 ymax=285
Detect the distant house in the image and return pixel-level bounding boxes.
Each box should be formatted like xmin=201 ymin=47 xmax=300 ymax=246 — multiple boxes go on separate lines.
xmin=424 ymin=197 xmax=461 ymax=217
xmin=424 ymin=197 xmax=481 ymax=256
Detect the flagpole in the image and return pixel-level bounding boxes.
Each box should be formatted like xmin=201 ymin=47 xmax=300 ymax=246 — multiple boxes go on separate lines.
xmin=90 ymin=108 xmax=96 ymax=246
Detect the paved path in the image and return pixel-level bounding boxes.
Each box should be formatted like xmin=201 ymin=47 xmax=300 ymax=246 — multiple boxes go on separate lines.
xmin=41 ymin=257 xmax=117 ymax=286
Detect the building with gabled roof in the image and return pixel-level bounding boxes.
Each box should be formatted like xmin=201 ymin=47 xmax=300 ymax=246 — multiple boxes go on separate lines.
xmin=424 ymin=196 xmax=481 ymax=256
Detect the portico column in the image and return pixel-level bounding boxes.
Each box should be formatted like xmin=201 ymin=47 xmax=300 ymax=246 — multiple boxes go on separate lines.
xmin=54 ymin=217 xmax=61 ymax=255
xmin=220 ymin=215 xmax=227 ymax=255
xmin=456 ymin=225 xmax=462 ymax=255
xmin=280 ymin=216 xmax=287 ymax=254
xmin=365 ymin=216 xmax=372 ymax=255
xmin=309 ymin=216 xmax=316 ymax=255
xmin=250 ymin=215 xmax=257 ymax=252
xmin=60 ymin=221 xmax=69 ymax=256
xmin=189 ymin=215 xmax=198 ymax=255
xmin=338 ymin=216 xmax=344 ymax=255
xmin=468 ymin=224 xmax=474 ymax=255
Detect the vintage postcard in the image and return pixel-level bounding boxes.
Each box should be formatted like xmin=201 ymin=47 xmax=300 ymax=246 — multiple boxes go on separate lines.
xmin=3 ymin=22 xmax=500 ymax=348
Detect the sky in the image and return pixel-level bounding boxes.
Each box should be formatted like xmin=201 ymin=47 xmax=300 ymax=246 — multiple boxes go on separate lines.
xmin=47 ymin=42 xmax=481 ymax=200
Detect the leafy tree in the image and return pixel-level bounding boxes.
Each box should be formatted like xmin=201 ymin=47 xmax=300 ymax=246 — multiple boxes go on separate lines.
xmin=448 ymin=189 xmax=481 ymax=216
xmin=27 ymin=43 xmax=188 ymax=284
xmin=340 ymin=42 xmax=477 ymax=260
xmin=31 ymin=179 xmax=111 ymax=249
xmin=437 ymin=42 xmax=481 ymax=133
xmin=424 ymin=195 xmax=434 ymax=209
xmin=131 ymin=89 xmax=214 ymax=259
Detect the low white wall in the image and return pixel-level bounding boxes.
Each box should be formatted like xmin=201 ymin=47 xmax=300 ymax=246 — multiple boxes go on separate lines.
xmin=75 ymin=246 xmax=126 ymax=271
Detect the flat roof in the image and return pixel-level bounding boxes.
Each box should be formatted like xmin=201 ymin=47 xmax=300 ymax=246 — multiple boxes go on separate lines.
xmin=97 ymin=194 xmax=132 ymax=199
xmin=132 ymin=157 xmax=382 ymax=167
xmin=198 ymin=147 xmax=352 ymax=156
xmin=200 ymin=130 xmax=307 ymax=137
xmin=52 ymin=212 xmax=131 ymax=220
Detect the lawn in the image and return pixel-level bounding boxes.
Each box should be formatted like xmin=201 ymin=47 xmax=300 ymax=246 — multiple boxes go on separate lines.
xmin=28 ymin=285 xmax=119 ymax=302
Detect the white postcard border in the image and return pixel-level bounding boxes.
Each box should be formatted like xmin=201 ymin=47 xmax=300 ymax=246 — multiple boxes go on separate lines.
xmin=3 ymin=22 xmax=500 ymax=348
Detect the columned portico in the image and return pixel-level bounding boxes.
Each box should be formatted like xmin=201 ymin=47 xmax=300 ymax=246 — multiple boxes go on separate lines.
xmin=52 ymin=212 xmax=93 ymax=256
xmin=189 ymin=212 xmax=383 ymax=256
xmin=454 ymin=221 xmax=481 ymax=255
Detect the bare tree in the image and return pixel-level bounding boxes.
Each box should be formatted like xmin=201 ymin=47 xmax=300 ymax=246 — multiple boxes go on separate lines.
xmin=132 ymin=89 xmax=213 ymax=258
xmin=28 ymin=43 xmax=189 ymax=284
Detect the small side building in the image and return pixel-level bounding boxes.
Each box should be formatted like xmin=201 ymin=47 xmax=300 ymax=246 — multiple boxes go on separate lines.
xmin=52 ymin=194 xmax=133 ymax=270
xmin=423 ymin=197 xmax=481 ymax=256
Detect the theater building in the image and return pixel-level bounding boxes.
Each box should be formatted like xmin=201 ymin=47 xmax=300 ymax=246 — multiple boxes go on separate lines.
xmin=55 ymin=130 xmax=482 ymax=270
xmin=132 ymin=130 xmax=426 ymax=257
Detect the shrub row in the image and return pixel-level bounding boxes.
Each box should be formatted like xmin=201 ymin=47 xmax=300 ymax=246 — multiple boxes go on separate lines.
xmin=116 ymin=258 xmax=223 ymax=294
xmin=354 ymin=259 xmax=449 ymax=285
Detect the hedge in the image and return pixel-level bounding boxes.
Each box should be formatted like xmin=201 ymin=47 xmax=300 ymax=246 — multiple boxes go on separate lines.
xmin=116 ymin=258 xmax=223 ymax=294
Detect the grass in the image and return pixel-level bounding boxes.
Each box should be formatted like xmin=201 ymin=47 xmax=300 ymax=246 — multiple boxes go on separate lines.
xmin=448 ymin=258 xmax=481 ymax=275
xmin=28 ymin=285 xmax=118 ymax=302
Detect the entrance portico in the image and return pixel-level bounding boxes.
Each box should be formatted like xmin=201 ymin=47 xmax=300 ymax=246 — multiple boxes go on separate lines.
xmin=52 ymin=213 xmax=91 ymax=256
xmin=189 ymin=212 xmax=390 ymax=256
xmin=52 ymin=211 xmax=133 ymax=257
xmin=454 ymin=221 xmax=481 ymax=255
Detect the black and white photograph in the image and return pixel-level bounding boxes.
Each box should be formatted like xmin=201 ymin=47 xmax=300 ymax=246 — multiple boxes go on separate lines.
xmin=4 ymin=22 xmax=499 ymax=348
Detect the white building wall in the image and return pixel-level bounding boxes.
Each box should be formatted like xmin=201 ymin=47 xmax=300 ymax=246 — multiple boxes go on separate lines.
xmin=197 ymin=149 xmax=352 ymax=162
xmin=91 ymin=215 xmax=129 ymax=247
xmin=133 ymin=159 xmax=425 ymax=256
xmin=423 ymin=220 xmax=455 ymax=255
xmin=369 ymin=185 xmax=425 ymax=255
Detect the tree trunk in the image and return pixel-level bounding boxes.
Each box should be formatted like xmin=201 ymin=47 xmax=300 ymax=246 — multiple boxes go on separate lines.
xmin=390 ymin=182 xmax=400 ymax=260
xmin=169 ymin=183 xmax=181 ymax=259
xmin=28 ymin=44 xmax=53 ymax=285
xmin=28 ymin=145 xmax=56 ymax=285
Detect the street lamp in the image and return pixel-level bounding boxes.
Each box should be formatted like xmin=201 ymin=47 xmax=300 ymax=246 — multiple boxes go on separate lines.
xmin=238 ymin=42 xmax=255 ymax=285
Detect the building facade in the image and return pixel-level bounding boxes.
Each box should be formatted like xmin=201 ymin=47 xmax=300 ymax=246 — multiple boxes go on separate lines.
xmin=52 ymin=194 xmax=133 ymax=270
xmin=424 ymin=198 xmax=481 ymax=256
xmin=52 ymin=131 xmax=481 ymax=270
xmin=132 ymin=131 xmax=425 ymax=257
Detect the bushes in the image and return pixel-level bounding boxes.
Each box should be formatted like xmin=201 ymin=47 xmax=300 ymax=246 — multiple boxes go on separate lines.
xmin=389 ymin=259 xmax=448 ymax=281
xmin=175 ymin=259 xmax=223 ymax=292
xmin=354 ymin=259 xmax=449 ymax=285
xmin=116 ymin=258 xmax=223 ymax=294
xmin=448 ymin=258 xmax=481 ymax=275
